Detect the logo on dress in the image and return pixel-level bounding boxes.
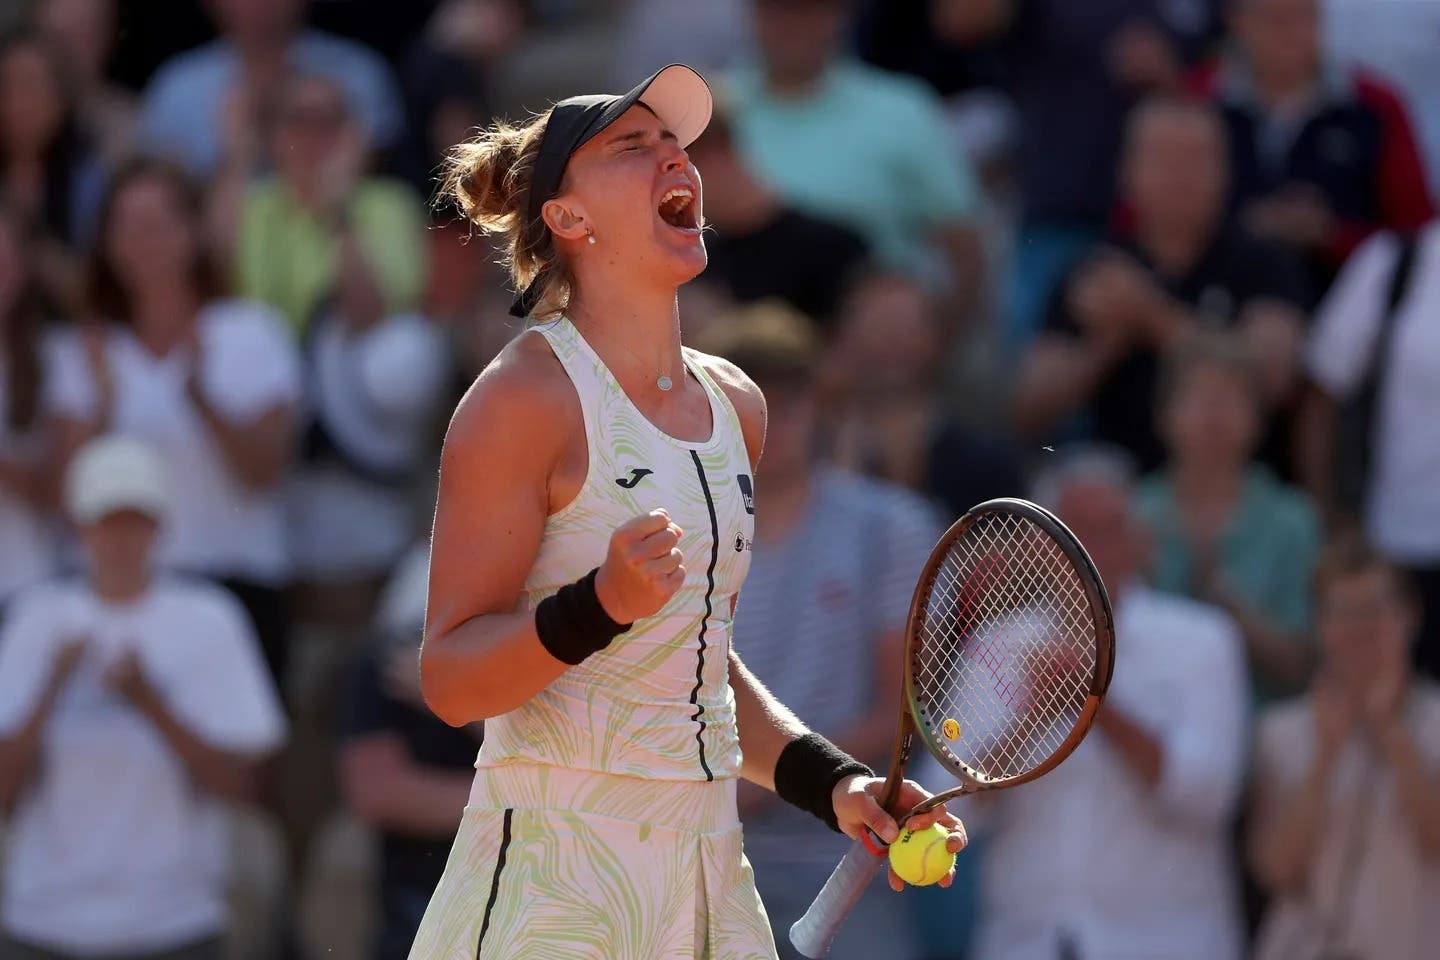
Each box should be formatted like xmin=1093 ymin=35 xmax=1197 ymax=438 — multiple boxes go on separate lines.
xmin=734 ymin=533 xmax=752 ymax=553
xmin=616 ymin=468 xmax=653 ymax=489
xmin=736 ymin=474 xmax=755 ymax=514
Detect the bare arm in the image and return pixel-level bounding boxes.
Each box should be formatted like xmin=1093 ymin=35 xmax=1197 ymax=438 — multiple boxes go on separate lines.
xmin=731 ymin=650 xmax=810 ymax=792
xmin=419 ymin=341 xmax=579 ymax=727
xmin=0 ymin=645 xmax=81 ymax=813
xmin=1295 ymin=383 xmax=1342 ymax=526
xmin=1011 ymin=335 xmax=1124 ymax=437
xmin=0 ymin=456 xmax=55 ymax=512
xmin=340 ymin=733 xmax=475 ymax=836
xmin=332 ymin=224 xmax=387 ymax=333
xmin=936 ymin=224 xmax=986 ymax=327
xmin=131 ymin=688 xmax=267 ymax=803
xmin=1208 ymin=591 xmax=1314 ymax=695
xmin=186 ymin=388 xmax=294 ymax=491
xmin=1249 ymin=749 xmax=1339 ymax=894
xmin=420 ymin=337 xmax=686 ymax=726
xmin=1380 ymin=723 xmax=1440 ymax=859
xmin=1094 ymin=704 xmax=1164 ymax=787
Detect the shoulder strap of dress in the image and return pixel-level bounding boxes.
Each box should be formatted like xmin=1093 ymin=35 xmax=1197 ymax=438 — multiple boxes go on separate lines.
xmin=533 ymin=317 xmax=607 ymax=445
xmin=685 ymin=349 xmax=748 ymax=450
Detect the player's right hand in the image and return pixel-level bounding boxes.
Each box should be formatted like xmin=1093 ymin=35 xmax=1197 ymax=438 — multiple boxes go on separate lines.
xmin=595 ymin=509 xmax=686 ymax=623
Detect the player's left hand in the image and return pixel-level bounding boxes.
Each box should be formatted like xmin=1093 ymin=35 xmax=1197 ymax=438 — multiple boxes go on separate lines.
xmin=831 ymin=775 xmax=968 ymax=891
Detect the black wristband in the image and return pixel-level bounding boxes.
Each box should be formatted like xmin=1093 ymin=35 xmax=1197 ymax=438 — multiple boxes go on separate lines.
xmin=534 ymin=568 xmax=632 ymax=666
xmin=774 ymin=732 xmax=874 ymax=834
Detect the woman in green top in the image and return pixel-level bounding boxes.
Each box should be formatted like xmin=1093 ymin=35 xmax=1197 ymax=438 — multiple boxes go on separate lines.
xmin=232 ymin=72 xmax=426 ymax=334
xmin=1137 ymin=332 xmax=1322 ymax=702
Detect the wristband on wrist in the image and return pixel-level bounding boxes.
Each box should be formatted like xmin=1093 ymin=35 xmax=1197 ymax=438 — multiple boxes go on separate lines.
xmin=774 ymin=732 xmax=873 ymax=834
xmin=534 ymin=567 xmax=632 ymax=665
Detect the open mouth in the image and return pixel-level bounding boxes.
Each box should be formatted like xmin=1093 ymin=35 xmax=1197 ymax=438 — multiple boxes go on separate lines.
xmin=657 ymin=185 xmax=700 ymax=232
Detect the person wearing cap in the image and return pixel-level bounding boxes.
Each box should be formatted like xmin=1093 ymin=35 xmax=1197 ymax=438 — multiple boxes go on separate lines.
xmin=411 ymin=65 xmax=965 ymax=958
xmin=0 ymin=435 xmax=286 ymax=960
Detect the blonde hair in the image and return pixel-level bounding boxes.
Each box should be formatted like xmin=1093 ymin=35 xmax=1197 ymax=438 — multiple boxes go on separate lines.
xmin=441 ymin=112 xmax=571 ymax=318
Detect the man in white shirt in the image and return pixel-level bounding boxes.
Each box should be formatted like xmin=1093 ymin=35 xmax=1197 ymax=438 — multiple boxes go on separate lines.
xmin=973 ymin=447 xmax=1250 ymax=960
xmin=1302 ymin=220 xmax=1440 ymax=680
xmin=0 ymin=436 xmax=287 ymax=960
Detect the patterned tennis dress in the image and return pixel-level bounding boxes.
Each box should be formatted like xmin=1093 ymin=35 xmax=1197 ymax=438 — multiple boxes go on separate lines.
xmin=408 ymin=317 xmax=777 ymax=959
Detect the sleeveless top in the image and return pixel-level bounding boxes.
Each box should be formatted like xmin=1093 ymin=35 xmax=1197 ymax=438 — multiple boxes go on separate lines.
xmin=476 ymin=317 xmax=756 ymax=782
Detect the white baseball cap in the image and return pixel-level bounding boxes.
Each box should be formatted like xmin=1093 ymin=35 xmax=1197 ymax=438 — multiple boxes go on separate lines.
xmin=64 ymin=435 xmax=169 ymax=525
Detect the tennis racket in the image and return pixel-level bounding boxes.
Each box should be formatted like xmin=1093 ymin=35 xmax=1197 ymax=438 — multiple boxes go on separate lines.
xmin=789 ymin=497 xmax=1116 ymax=958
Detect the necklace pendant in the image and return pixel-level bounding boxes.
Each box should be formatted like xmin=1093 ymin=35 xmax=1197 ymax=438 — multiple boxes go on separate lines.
xmin=656 ymin=375 xmax=674 ymax=392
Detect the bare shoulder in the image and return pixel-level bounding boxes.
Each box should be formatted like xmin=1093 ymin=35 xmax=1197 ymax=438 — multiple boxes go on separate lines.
xmin=688 ymin=349 xmax=766 ymax=470
xmin=443 ymin=329 xmax=580 ymax=469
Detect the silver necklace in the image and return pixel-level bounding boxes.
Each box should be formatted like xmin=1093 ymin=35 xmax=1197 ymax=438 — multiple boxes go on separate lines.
xmin=580 ymin=323 xmax=677 ymax=392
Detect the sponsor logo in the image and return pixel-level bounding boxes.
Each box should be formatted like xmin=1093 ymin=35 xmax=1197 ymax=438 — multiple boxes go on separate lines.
xmin=615 ymin=468 xmax=653 ymax=489
xmin=736 ymin=474 xmax=755 ymax=514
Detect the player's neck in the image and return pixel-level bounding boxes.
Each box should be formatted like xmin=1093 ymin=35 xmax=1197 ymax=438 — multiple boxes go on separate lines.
xmin=567 ymin=289 xmax=683 ymax=384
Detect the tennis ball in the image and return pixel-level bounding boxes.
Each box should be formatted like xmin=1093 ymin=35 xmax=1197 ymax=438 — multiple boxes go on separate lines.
xmin=887 ymin=822 xmax=956 ymax=886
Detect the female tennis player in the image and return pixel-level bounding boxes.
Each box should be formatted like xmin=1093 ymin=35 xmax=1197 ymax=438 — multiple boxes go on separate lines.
xmin=411 ymin=65 xmax=965 ymax=959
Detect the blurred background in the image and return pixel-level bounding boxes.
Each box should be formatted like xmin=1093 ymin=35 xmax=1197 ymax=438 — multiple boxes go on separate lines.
xmin=0 ymin=1 xmax=1437 ymax=959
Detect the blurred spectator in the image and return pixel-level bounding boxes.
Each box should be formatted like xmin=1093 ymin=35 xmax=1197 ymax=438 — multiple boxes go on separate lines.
xmin=700 ymin=302 xmax=941 ymax=960
xmin=930 ymin=0 xmax=1222 ymax=347
xmin=220 ymin=72 xmax=444 ymax=627
xmin=1299 ymin=219 xmax=1440 ymax=680
xmin=1137 ymin=332 xmax=1319 ymax=702
xmin=685 ymin=102 xmax=869 ymax=330
xmin=0 ymin=435 xmax=286 ymax=960
xmin=726 ymin=0 xmax=982 ymax=297
xmin=974 ymin=447 xmax=1249 ymax=960
xmin=0 ymin=203 xmax=58 ymax=610
xmin=1323 ymin=0 xmax=1440 ymax=199
xmin=1249 ymin=536 xmax=1440 ymax=960
xmin=339 ymin=543 xmax=481 ymax=960
xmin=138 ymin=0 xmax=403 ymax=177
xmin=395 ymin=24 xmax=491 ymax=200
xmin=614 ymin=0 xmax=753 ymax=86
xmin=230 ymin=73 xmax=427 ymax=336
xmin=0 ymin=29 xmax=103 ymax=297
xmin=47 ymin=159 xmax=301 ymax=683
xmin=1192 ymin=0 xmax=1435 ymax=290
xmin=856 ymin=0 xmax=1007 ymax=102
xmin=284 ymin=289 xmax=448 ymax=631
xmin=825 ymin=270 xmax=1024 ymax=515
xmin=1013 ymin=96 xmax=1309 ymax=474
xmin=35 ymin=0 xmax=135 ymax=166
xmin=303 ymin=0 xmax=444 ymax=64
xmin=396 ymin=1 xmax=516 ymax=323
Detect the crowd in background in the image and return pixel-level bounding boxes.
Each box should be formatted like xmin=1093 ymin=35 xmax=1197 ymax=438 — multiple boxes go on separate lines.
xmin=0 ymin=1 xmax=1437 ymax=959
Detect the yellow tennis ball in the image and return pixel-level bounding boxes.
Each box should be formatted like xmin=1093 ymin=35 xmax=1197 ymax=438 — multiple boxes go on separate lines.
xmin=887 ymin=822 xmax=956 ymax=886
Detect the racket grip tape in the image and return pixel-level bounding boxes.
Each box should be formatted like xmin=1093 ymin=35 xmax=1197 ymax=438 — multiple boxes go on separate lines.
xmin=788 ymin=835 xmax=887 ymax=958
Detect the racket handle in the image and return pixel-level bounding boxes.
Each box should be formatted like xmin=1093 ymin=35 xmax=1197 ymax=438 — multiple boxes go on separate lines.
xmin=788 ymin=835 xmax=886 ymax=958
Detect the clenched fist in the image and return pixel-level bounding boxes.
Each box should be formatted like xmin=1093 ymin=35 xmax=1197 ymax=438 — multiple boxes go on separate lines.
xmin=594 ymin=509 xmax=686 ymax=623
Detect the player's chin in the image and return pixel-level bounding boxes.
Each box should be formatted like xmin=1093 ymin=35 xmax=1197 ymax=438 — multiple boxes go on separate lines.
xmin=652 ymin=223 xmax=707 ymax=271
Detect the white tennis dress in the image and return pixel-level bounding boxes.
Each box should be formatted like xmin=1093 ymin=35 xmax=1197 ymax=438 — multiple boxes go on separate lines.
xmin=408 ymin=317 xmax=776 ymax=960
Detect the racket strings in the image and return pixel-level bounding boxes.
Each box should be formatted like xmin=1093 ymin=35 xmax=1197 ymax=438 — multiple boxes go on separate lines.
xmin=912 ymin=514 xmax=1097 ymax=784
